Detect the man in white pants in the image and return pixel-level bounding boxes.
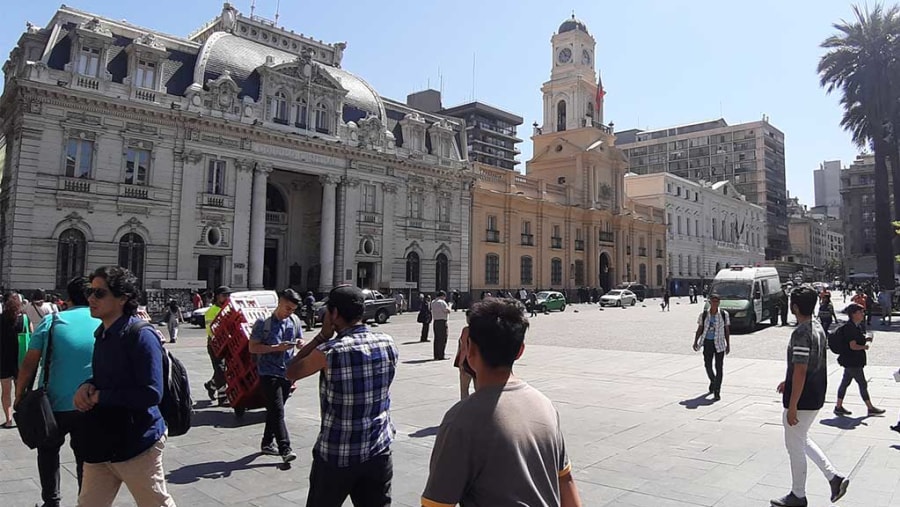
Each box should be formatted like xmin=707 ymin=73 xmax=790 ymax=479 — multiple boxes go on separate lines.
xmin=772 ymin=286 xmax=849 ymax=507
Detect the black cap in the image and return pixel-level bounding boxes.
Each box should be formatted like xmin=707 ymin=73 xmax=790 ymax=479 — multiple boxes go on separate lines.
xmin=280 ymin=288 xmax=302 ymax=305
xmin=327 ymin=285 xmax=366 ymax=317
xmin=214 ymin=285 xmax=232 ymax=296
xmin=843 ymin=303 xmax=865 ymax=314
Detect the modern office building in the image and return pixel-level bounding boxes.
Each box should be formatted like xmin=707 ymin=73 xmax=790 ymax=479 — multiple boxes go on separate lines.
xmin=840 ymin=154 xmax=878 ymax=276
xmin=442 ymin=101 xmax=523 ymax=170
xmin=814 ymin=159 xmax=842 ymax=220
xmin=616 ymin=118 xmax=789 ymax=260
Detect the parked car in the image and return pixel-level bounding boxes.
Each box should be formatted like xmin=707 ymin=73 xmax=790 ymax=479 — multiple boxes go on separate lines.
xmin=535 ymin=291 xmax=567 ymax=312
xmin=298 ymin=298 xmax=327 ymax=327
xmin=361 ymin=289 xmax=399 ymax=324
xmin=616 ymin=282 xmax=646 ymax=302
xmin=190 ymin=290 xmax=280 ymax=328
xmin=599 ymin=289 xmax=637 ymax=307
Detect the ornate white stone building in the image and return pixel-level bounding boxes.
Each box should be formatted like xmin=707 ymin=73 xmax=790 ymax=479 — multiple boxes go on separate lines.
xmin=0 ymin=4 xmax=471 ymax=304
xmin=624 ymin=172 xmax=766 ymax=294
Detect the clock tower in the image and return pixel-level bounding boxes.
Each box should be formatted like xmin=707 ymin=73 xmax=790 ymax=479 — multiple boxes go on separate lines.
xmin=542 ymin=15 xmax=603 ymax=133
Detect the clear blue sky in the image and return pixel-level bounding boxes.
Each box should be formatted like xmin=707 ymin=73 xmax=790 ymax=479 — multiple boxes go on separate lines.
xmin=0 ymin=0 xmax=870 ymax=206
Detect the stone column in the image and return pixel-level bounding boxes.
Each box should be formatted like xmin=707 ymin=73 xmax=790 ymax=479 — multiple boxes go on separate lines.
xmin=248 ymin=163 xmax=271 ymax=289
xmin=231 ymin=159 xmax=255 ymax=288
xmin=318 ymin=175 xmax=338 ymax=293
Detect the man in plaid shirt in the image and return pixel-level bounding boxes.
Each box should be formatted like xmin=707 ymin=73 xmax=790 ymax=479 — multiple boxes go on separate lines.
xmin=287 ymin=285 xmax=398 ymax=507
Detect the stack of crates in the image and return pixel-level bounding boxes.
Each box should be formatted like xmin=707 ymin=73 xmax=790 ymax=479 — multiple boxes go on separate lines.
xmin=210 ymin=297 xmax=275 ymax=410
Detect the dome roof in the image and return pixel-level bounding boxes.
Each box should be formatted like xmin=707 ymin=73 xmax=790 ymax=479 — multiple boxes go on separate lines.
xmin=558 ymin=15 xmax=589 ymax=34
xmin=194 ymin=32 xmax=384 ymax=119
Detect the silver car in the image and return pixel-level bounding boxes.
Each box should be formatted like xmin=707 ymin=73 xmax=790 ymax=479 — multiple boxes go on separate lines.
xmin=599 ymin=289 xmax=637 ymax=307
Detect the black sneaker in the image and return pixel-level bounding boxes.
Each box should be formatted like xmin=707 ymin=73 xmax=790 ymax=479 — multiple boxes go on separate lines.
xmin=204 ymin=381 xmax=217 ymax=400
xmin=260 ymin=443 xmax=279 ymax=456
xmin=868 ymin=407 xmax=886 ymax=416
xmin=713 ymin=392 xmax=721 ymax=401
xmin=890 ymin=423 xmax=900 ymax=434
xmin=770 ymin=492 xmax=808 ymax=506
xmin=829 ymin=475 xmax=849 ymax=502
xmin=834 ymin=406 xmax=852 ymax=416
xmin=281 ymin=450 xmax=297 ymax=463
xmin=708 ymin=382 xmax=715 ymax=394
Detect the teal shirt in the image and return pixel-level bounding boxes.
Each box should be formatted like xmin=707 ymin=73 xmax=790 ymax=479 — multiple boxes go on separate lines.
xmin=28 ymin=307 xmax=99 ymax=412
xmin=705 ymin=315 xmax=718 ymax=341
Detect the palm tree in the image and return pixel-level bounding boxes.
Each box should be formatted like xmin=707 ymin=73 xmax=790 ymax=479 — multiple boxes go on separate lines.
xmin=819 ymin=4 xmax=900 ymax=289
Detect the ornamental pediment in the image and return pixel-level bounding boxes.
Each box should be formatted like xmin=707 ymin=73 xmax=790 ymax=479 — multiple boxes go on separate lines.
xmin=262 ymin=61 xmax=344 ymax=93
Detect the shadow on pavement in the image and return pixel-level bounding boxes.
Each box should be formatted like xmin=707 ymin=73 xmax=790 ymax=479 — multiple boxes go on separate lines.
xmin=402 ymin=341 xmax=427 ymax=345
xmin=819 ymin=415 xmax=870 ymax=430
xmin=679 ymin=393 xmax=715 ymax=410
xmin=403 ymin=359 xmax=438 ymax=365
xmin=191 ymin=408 xmax=266 ymax=428
xmin=409 ymin=426 xmax=439 ymax=438
xmin=167 ymin=453 xmax=281 ymax=484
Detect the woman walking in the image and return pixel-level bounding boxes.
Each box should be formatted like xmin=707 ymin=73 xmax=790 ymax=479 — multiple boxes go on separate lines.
xmin=165 ymin=299 xmax=182 ymax=344
xmin=418 ymin=294 xmax=432 ymax=342
xmin=0 ymin=292 xmax=26 ymax=428
xmin=818 ymin=292 xmax=838 ymax=332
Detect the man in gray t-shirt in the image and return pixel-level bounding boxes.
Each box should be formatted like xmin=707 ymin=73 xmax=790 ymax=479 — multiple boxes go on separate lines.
xmin=421 ymin=298 xmax=582 ymax=507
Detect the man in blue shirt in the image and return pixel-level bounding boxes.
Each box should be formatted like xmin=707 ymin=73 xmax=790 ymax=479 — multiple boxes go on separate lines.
xmin=249 ymin=288 xmax=303 ymax=463
xmin=692 ymin=294 xmax=731 ymax=401
xmin=72 ymin=266 xmax=175 ymax=507
xmin=15 ymin=276 xmax=99 ymax=507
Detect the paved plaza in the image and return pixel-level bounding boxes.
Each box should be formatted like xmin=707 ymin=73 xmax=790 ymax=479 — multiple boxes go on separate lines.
xmin=2 ymin=299 xmax=900 ymax=506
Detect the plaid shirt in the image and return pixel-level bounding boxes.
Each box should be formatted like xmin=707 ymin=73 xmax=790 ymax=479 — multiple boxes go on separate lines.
xmin=314 ymin=325 xmax=398 ymax=467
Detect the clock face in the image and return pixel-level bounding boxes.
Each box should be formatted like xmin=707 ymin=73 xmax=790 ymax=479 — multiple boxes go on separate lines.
xmin=582 ymin=49 xmax=592 ymax=65
xmin=558 ymin=48 xmax=572 ymax=64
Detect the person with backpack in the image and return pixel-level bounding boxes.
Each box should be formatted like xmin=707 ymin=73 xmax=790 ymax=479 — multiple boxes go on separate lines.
xmin=832 ymin=303 xmax=886 ymax=417
xmin=24 ymin=289 xmax=57 ymax=333
xmin=248 ymin=288 xmax=303 ymax=463
xmin=818 ymin=292 xmax=838 ymax=332
xmin=691 ymin=294 xmax=730 ymax=401
xmin=15 ymin=276 xmax=99 ymax=507
xmin=72 ymin=266 xmax=176 ymax=507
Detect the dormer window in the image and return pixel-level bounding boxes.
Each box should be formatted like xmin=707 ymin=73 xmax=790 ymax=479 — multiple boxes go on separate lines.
xmin=135 ymin=59 xmax=156 ymax=89
xmin=270 ymin=91 xmax=288 ymax=124
xmin=315 ymin=102 xmax=330 ymax=134
xmin=293 ymin=97 xmax=308 ymax=129
xmin=77 ymin=46 xmax=101 ymax=77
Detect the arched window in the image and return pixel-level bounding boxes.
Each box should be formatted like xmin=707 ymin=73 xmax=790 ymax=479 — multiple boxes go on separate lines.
xmin=56 ymin=229 xmax=86 ymax=289
xmin=485 ymin=254 xmax=500 ymax=285
xmin=405 ymin=252 xmax=420 ymax=284
xmin=270 ymin=91 xmax=288 ymax=124
xmin=266 ymin=184 xmax=287 ymax=212
xmin=315 ymin=102 xmax=330 ymax=134
xmin=551 ymin=258 xmax=563 ymax=285
xmin=639 ymin=264 xmax=647 ymax=285
xmin=118 ymin=233 xmax=145 ymax=289
xmin=557 ymin=101 xmax=567 ymax=132
xmin=520 ymin=256 xmax=533 ymax=285
xmin=293 ymin=97 xmax=308 ymax=128
xmin=656 ymin=264 xmax=663 ymax=287
xmin=436 ymin=254 xmax=449 ymax=292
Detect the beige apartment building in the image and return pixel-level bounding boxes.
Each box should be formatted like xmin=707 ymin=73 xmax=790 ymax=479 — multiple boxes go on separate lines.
xmin=469 ymin=16 xmax=666 ymax=297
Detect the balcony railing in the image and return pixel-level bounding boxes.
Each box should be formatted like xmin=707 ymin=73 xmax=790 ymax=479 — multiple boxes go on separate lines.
xmin=639 ymin=247 xmax=648 ymax=257
xmin=198 ymin=193 xmax=234 ymax=209
xmin=121 ymin=184 xmax=149 ymax=200
xmin=486 ymin=229 xmax=500 ymax=243
xmin=266 ymin=211 xmax=287 ymax=224
xmin=316 ymin=127 xmax=331 ymax=134
xmin=295 ymin=122 xmax=307 ymax=129
xmin=358 ymin=211 xmax=382 ymax=224
xmin=134 ymin=88 xmax=157 ymax=102
xmin=75 ymin=75 xmax=99 ymax=90
xmin=551 ymin=237 xmax=563 ymax=249
xmin=60 ymin=177 xmax=93 ymax=193
xmin=407 ymin=218 xmax=424 ymax=228
xmin=521 ymin=233 xmax=534 ymax=246
xmin=575 ymin=239 xmax=585 ymax=251
xmin=273 ymin=117 xmax=289 ymax=126
xmin=599 ymin=231 xmax=614 ymax=243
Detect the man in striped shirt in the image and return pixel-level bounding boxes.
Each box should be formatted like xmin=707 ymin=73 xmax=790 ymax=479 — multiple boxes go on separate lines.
xmin=771 ymin=286 xmax=849 ymax=507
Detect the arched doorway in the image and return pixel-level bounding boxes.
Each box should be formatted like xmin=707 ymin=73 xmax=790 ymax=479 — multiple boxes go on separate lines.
xmin=57 ymin=229 xmax=86 ymax=290
xmin=264 ymin=183 xmax=287 ymax=290
xmin=118 ymin=233 xmax=145 ymax=290
xmin=557 ymin=101 xmax=567 ymax=132
xmin=435 ymin=253 xmax=449 ymax=293
xmin=599 ymin=252 xmax=612 ymax=293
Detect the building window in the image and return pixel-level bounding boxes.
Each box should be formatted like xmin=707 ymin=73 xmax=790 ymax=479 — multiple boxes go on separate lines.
xmin=438 ymin=196 xmax=451 ymax=222
xmin=639 ymin=263 xmax=647 ymax=285
xmin=667 ymin=213 xmax=673 ymax=234
xmin=135 ymin=59 xmax=156 ymax=89
xmin=118 ymin=233 xmax=145 ymax=290
xmin=551 ymin=224 xmax=562 ymax=248
xmin=678 ymin=254 xmax=683 ymax=275
xmin=207 ymin=160 xmax=226 ymax=195
xmin=677 ymin=216 xmax=682 ymax=234
xmin=409 ymin=190 xmax=424 ymax=219
xmin=405 ymin=252 xmax=420 ymax=284
xmin=56 ymin=228 xmax=86 ymax=289
xmin=695 ymin=219 xmax=700 ymax=238
xmin=574 ymin=260 xmax=585 ymax=286
xmin=65 ymin=138 xmax=94 ymax=179
xmin=687 ymin=255 xmax=692 ymax=276
xmin=520 ymin=256 xmax=533 ymax=285
xmin=436 ymin=254 xmax=449 ymax=292
xmin=686 ymin=219 xmax=691 ymax=236
xmin=77 ymin=46 xmax=101 ymax=77
xmin=575 ymin=228 xmax=584 ymax=250
xmin=362 ymin=184 xmax=376 ymax=213
xmin=656 ymin=264 xmax=663 ymax=286
xmin=124 ymin=148 xmax=151 ymax=186
xmin=486 ymin=215 xmax=500 ymax=242
xmin=551 ymin=258 xmax=563 ymax=285
xmin=557 ymin=100 xmax=567 ymax=132
xmin=293 ymin=98 xmax=308 ymax=128
xmin=485 ymin=254 xmax=500 ymax=285
xmin=315 ymin=102 xmax=330 ymax=133
xmin=270 ymin=91 xmax=288 ymax=124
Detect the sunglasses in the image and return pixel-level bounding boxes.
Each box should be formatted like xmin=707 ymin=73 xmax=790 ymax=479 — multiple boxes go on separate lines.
xmin=86 ymin=288 xmax=112 ymax=299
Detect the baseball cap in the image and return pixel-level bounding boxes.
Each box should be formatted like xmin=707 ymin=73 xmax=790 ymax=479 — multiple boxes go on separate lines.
xmin=214 ymin=285 xmax=232 ymax=296
xmin=843 ymin=303 xmax=864 ymax=314
xmin=708 ymin=293 xmax=721 ymax=300
xmin=327 ymin=285 xmax=366 ymax=318
xmin=279 ymin=288 xmax=302 ymax=305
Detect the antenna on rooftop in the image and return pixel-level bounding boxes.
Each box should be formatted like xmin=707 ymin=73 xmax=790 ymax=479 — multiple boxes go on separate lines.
xmin=250 ymin=0 xmax=256 ymax=17
xmin=275 ymin=0 xmax=281 ymax=25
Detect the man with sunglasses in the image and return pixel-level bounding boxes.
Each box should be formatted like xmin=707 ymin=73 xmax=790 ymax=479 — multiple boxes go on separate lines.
xmin=73 ymin=266 xmax=176 ymax=507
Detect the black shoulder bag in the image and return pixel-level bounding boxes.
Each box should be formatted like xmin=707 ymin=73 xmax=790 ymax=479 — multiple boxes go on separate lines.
xmin=14 ymin=315 xmax=59 ymax=449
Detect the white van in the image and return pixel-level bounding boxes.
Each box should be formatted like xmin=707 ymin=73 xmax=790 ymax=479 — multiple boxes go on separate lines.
xmin=190 ymin=290 xmax=279 ymax=327
xmin=708 ymin=266 xmax=781 ymax=330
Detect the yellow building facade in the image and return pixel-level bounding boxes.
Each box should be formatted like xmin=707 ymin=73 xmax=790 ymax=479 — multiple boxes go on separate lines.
xmin=470 ymin=16 xmax=666 ymax=297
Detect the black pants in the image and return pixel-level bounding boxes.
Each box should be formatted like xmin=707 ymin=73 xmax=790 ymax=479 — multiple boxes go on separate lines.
xmin=837 ymin=366 xmax=870 ymax=402
xmin=779 ymin=306 xmax=789 ymax=325
xmin=37 ymin=410 xmax=85 ymax=507
xmin=703 ymin=340 xmax=725 ymax=394
xmin=433 ymin=320 xmax=448 ymax=360
xmin=420 ymin=320 xmax=430 ymax=341
xmin=821 ymin=316 xmax=833 ymax=332
xmin=260 ymin=375 xmax=292 ymax=453
xmin=306 ymin=452 xmax=392 ymax=507
xmin=207 ymin=341 xmax=226 ymax=389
